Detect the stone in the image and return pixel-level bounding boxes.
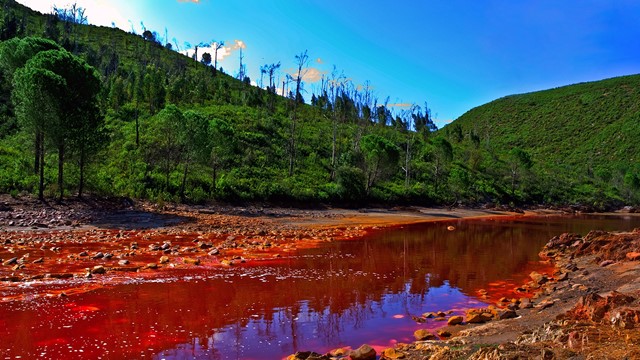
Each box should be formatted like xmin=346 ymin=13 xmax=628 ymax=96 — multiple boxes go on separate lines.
xmin=159 ymin=256 xmax=170 ymax=264
xmin=599 ymin=260 xmax=615 ymax=267
xmin=208 ymin=248 xmax=220 ymax=256
xmin=78 ymin=251 xmax=88 ymax=257
xmin=32 ymin=257 xmax=44 ymax=264
xmin=447 ymin=315 xmax=464 ymax=325
xmin=147 ymin=263 xmax=158 ymax=269
xmin=350 ymin=344 xmax=376 ymax=360
xmin=626 ymin=252 xmax=640 ymax=261
xmin=91 ymin=265 xmax=106 ymax=275
xmin=437 ymin=330 xmax=451 ymax=337
xmin=530 ymin=271 xmax=548 ymax=285
xmin=328 ymin=347 xmax=349 ymax=357
xmin=498 ymin=309 xmax=517 ymax=320
xmin=183 ymin=258 xmax=200 ymax=265
xmin=3 ymin=257 xmax=18 ymax=266
xmin=556 ymin=272 xmax=569 ymax=281
xmin=422 ymin=312 xmax=436 ymax=318
xmin=413 ymin=329 xmax=436 ymax=341
xmin=118 ymin=260 xmax=129 ymax=266
xmin=466 ymin=313 xmax=485 ymax=323
xmin=381 ymin=347 xmax=405 ymax=359
xmin=92 ymin=252 xmax=104 ymax=259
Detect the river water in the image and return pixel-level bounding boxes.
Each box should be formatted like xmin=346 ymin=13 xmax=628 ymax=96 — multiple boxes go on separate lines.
xmin=1 ymin=214 xmax=640 ymax=359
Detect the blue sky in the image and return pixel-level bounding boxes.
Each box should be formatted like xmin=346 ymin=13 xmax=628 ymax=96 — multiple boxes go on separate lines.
xmin=18 ymin=0 xmax=640 ymax=127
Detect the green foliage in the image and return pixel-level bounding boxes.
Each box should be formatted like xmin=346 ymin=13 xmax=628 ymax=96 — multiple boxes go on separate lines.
xmin=0 ymin=0 xmax=637 ymax=207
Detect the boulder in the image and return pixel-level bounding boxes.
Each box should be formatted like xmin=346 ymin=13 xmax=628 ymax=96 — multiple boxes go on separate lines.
xmin=626 ymin=252 xmax=640 ymax=261
xmin=498 ymin=309 xmax=517 ymax=320
xmin=91 ymin=265 xmax=106 ymax=275
xmin=447 ymin=315 xmax=463 ymax=325
xmin=529 ymin=271 xmax=548 ymax=285
xmin=350 ymin=344 xmax=376 ymax=360
xmin=183 ymin=258 xmax=200 ymax=265
xmin=381 ymin=347 xmax=405 ymax=359
xmin=466 ymin=313 xmax=485 ymax=324
xmin=413 ymin=329 xmax=436 ymax=341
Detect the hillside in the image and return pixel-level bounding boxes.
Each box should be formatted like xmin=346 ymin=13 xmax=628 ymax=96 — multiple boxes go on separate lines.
xmin=450 ymin=75 xmax=640 ymax=173
xmin=443 ymin=75 xmax=640 ymax=207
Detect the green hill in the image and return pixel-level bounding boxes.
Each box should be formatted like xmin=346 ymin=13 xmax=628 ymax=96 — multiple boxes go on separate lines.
xmin=443 ymin=75 xmax=640 ymax=207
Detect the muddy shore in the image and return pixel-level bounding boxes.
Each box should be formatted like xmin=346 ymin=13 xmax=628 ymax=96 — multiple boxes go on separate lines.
xmin=2 ymin=195 xmax=640 ymax=359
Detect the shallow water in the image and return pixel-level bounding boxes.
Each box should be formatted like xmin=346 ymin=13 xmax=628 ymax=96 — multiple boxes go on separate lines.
xmin=1 ymin=214 xmax=639 ymax=359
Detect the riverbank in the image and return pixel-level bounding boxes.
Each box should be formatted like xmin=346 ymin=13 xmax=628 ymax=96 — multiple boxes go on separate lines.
xmin=316 ymin=228 xmax=640 ymax=360
xmin=2 ymin=195 xmax=640 ymax=359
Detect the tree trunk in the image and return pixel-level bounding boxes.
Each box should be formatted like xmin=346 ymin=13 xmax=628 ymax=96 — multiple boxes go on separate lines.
xmin=180 ymin=162 xmax=189 ymax=201
xmin=330 ymin=118 xmax=337 ymax=180
xmin=38 ymin=138 xmax=44 ymax=201
xmin=57 ymin=145 xmax=64 ymax=203
xmin=34 ymin=130 xmax=42 ymax=174
xmin=78 ymin=148 xmax=85 ymax=198
xmin=211 ymin=165 xmax=217 ymax=194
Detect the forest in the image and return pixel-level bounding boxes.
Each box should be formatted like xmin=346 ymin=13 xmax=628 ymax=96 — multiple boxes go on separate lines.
xmin=0 ymin=0 xmax=638 ymax=209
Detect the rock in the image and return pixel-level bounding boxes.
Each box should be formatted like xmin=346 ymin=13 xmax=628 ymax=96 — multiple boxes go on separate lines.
xmin=422 ymin=312 xmax=436 ymax=318
xmin=286 ymin=351 xmax=326 ymax=360
xmin=447 ymin=315 xmax=464 ymax=325
xmin=159 ymin=256 xmax=170 ymax=264
xmin=3 ymin=257 xmax=18 ymax=266
xmin=118 ymin=260 xmax=129 ymax=266
xmin=498 ymin=309 xmax=517 ymax=319
xmin=32 ymin=257 xmax=44 ymax=264
xmin=436 ymin=311 xmax=446 ymax=317
xmin=530 ymin=271 xmax=548 ymax=285
xmin=78 ymin=251 xmax=88 ymax=257
xmin=381 ymin=347 xmax=405 ymax=359
xmin=208 ymin=248 xmax=220 ymax=256
xmin=437 ymin=330 xmax=451 ymax=337
xmin=350 ymin=344 xmax=376 ymax=360
xmin=220 ymin=259 xmax=233 ymax=266
xmin=92 ymin=252 xmax=104 ymax=259
xmin=147 ymin=263 xmax=158 ymax=269
xmin=545 ymin=233 xmax=581 ymax=249
xmin=328 ymin=347 xmax=349 ymax=357
xmin=599 ymin=260 xmax=615 ymax=267
xmin=556 ymin=272 xmax=569 ymax=281
xmin=91 ymin=265 xmax=106 ymax=274
xmin=413 ymin=329 xmax=436 ymax=341
xmin=466 ymin=313 xmax=485 ymax=323
xmin=626 ymin=252 xmax=640 ymax=261
xmin=183 ymin=258 xmax=200 ymax=265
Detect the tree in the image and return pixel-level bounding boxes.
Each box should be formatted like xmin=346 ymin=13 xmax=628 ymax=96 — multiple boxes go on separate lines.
xmin=0 ymin=37 xmax=62 ymax=175
xmin=288 ymin=50 xmax=309 ymax=176
xmin=360 ymin=134 xmax=400 ymax=193
xmin=13 ymin=49 xmax=102 ymax=201
xmin=201 ymin=52 xmax=212 ymax=66
xmin=508 ymin=147 xmax=533 ymax=198
xmin=179 ymin=111 xmax=210 ymax=201
xmin=431 ymin=137 xmax=453 ymax=193
xmin=212 ymin=40 xmax=224 ymax=74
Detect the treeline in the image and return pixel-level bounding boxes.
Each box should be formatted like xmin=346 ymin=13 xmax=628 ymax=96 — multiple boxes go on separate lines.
xmin=0 ymin=0 xmax=636 ymax=208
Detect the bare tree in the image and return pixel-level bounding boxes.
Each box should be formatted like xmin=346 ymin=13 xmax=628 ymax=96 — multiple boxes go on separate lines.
xmin=212 ymin=40 xmax=224 ymax=72
xmin=288 ymin=50 xmax=309 ymax=176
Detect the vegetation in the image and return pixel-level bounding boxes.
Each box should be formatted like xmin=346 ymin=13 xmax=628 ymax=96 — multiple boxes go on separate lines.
xmin=0 ymin=0 xmax=638 ymax=209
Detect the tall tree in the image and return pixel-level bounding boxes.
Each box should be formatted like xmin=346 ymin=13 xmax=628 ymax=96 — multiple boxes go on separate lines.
xmin=288 ymin=50 xmax=309 ymax=176
xmin=13 ymin=49 xmax=102 ymax=201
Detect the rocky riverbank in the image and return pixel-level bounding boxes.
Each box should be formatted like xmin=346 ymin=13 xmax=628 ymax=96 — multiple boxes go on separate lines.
xmin=286 ymin=229 xmax=640 ymax=360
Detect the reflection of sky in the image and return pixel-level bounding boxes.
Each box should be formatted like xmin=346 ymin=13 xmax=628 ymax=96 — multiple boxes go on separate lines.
xmin=154 ymin=281 xmax=486 ymax=360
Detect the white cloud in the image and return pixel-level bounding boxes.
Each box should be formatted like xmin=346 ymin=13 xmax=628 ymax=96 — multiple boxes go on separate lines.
xmin=180 ymin=40 xmax=245 ymax=64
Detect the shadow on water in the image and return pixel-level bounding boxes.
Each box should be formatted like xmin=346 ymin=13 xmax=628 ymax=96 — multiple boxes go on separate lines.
xmin=89 ymin=210 xmax=195 ymax=230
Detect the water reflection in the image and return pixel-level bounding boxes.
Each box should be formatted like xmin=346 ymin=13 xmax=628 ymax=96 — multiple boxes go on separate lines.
xmin=2 ymin=215 xmax=640 ymax=360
